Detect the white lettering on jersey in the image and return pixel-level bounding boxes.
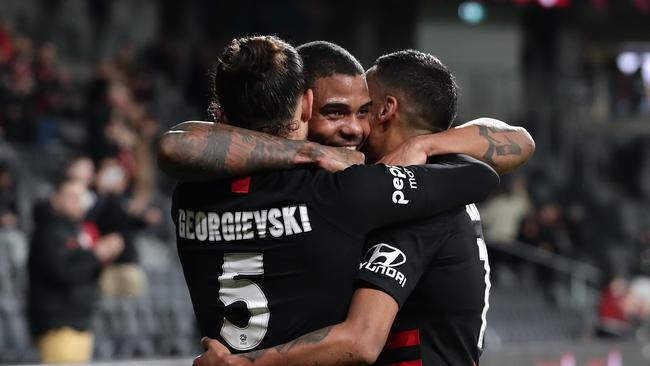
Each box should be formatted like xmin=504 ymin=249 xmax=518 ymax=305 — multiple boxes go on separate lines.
xmin=208 ymin=212 xmax=222 ymax=241
xmin=186 ymin=210 xmax=196 ymax=240
xmin=195 ymin=211 xmax=208 ymax=241
xmin=267 ymin=208 xmax=283 ymax=238
xmin=234 ymin=212 xmax=242 ymax=240
xmin=178 ymin=209 xmax=186 ymax=238
xmin=299 ymin=205 xmax=312 ymax=232
xmin=282 ymin=206 xmax=301 ymax=235
xmin=253 ymin=210 xmax=268 ymax=238
xmin=241 ymin=212 xmax=254 ymax=240
xmin=177 ymin=204 xmax=312 ymax=243
xmin=386 ymin=165 xmax=417 ymax=205
xmin=359 ymin=243 xmax=407 ymax=287
xmin=222 ymin=212 xmax=235 ymax=241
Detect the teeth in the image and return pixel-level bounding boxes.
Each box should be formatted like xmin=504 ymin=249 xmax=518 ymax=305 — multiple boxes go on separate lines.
xmin=344 ymin=146 xmax=357 ymax=151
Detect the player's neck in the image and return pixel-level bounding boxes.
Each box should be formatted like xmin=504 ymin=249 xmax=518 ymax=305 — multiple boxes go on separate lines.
xmin=380 ymin=127 xmax=411 ymax=157
xmin=285 ymin=124 xmax=308 ymax=140
xmin=404 ymin=127 xmax=436 ymax=140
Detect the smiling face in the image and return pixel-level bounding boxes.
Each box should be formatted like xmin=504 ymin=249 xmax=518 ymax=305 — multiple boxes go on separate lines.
xmin=307 ymin=73 xmax=372 ymax=150
xmin=362 ymin=67 xmax=387 ymax=162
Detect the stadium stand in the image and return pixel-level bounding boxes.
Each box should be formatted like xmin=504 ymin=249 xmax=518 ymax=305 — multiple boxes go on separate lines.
xmin=2 ymin=1 xmax=650 ymax=364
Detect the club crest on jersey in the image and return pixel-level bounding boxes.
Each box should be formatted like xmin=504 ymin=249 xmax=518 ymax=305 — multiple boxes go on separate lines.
xmin=360 ymin=243 xmax=407 ymax=287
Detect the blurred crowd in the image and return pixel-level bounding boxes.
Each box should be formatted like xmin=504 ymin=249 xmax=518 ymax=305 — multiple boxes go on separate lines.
xmin=0 ymin=16 xmax=182 ymax=362
xmin=1 ymin=0 xmax=650 ymax=362
xmin=480 ymin=169 xmax=650 ymax=338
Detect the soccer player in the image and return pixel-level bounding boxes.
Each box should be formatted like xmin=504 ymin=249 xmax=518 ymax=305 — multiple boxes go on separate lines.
xmin=163 ymin=42 xmax=534 ymax=365
xmin=164 ymin=36 xmax=501 ymax=357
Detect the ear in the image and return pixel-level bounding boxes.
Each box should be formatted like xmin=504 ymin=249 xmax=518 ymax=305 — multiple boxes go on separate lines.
xmin=377 ymin=95 xmax=398 ymax=130
xmin=301 ymin=89 xmax=313 ymax=123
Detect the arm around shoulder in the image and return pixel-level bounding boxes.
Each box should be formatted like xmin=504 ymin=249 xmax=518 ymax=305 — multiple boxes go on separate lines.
xmin=194 ymin=288 xmax=398 ymax=366
xmin=379 ymin=117 xmax=535 ymax=174
xmin=158 ymin=121 xmax=364 ymax=181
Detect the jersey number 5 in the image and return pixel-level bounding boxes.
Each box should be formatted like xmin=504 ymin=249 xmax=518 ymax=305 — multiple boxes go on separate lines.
xmin=218 ymin=253 xmax=270 ymax=351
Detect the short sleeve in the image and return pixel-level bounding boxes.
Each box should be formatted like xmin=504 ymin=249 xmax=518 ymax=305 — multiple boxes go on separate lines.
xmin=355 ymin=218 xmax=448 ymax=307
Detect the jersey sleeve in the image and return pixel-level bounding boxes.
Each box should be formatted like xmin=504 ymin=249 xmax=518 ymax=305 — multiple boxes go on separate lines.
xmin=313 ymin=154 xmax=498 ymax=236
xmin=356 ymin=220 xmax=446 ymax=307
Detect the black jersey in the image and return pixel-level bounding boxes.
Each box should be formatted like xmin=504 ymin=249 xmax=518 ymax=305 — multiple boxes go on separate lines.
xmin=357 ymin=197 xmax=489 ymax=365
xmin=172 ymin=155 xmax=497 ymax=353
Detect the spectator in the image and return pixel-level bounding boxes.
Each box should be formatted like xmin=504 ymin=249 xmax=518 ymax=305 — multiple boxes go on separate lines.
xmin=27 ymin=178 xmax=124 ymax=363
xmin=480 ymin=175 xmax=532 ymax=243
xmin=0 ymin=160 xmax=28 ymax=267
xmin=596 ymin=276 xmax=631 ymax=338
xmin=64 ymin=154 xmax=96 ymax=188
xmin=88 ymin=157 xmax=160 ymax=298
xmin=0 ymin=19 xmax=14 ymax=65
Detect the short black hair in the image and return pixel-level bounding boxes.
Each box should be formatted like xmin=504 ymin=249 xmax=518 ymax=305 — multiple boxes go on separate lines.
xmin=210 ymin=35 xmax=306 ymax=137
xmin=297 ymin=41 xmax=364 ymax=88
xmin=372 ymin=50 xmax=458 ymax=131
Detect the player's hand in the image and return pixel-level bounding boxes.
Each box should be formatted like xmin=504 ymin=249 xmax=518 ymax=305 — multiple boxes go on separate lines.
xmin=317 ymin=146 xmax=365 ymax=172
xmin=377 ymin=135 xmax=428 ymax=166
xmin=193 ymin=337 xmax=252 ymax=366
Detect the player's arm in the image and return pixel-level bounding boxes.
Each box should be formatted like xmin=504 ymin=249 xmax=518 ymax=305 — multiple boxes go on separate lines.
xmin=157 ymin=121 xmax=363 ymax=181
xmin=193 ymin=288 xmax=398 ymax=366
xmin=328 ymin=155 xmax=499 ymax=232
xmin=379 ymin=118 xmax=535 ymax=174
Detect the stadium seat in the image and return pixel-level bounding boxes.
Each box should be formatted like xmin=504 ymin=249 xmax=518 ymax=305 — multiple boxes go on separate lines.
xmin=2 ymin=308 xmax=34 ymax=362
xmin=0 ymin=315 xmax=5 ymax=360
xmin=93 ymin=337 xmax=116 ymax=361
xmin=488 ymin=282 xmax=588 ymax=344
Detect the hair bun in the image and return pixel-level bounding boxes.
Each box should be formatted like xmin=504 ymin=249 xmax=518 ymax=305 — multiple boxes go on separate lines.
xmin=221 ymin=36 xmax=282 ymax=79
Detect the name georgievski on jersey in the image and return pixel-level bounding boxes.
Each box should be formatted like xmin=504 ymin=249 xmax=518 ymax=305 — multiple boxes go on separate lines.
xmin=177 ymin=204 xmax=312 ymax=242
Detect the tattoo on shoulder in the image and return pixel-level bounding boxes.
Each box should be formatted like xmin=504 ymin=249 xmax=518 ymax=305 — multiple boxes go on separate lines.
xmin=479 ymin=126 xmax=522 ymax=166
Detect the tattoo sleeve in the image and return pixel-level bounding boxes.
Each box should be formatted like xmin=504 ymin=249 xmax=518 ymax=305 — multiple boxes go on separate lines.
xmin=478 ymin=125 xmax=523 ymax=167
xmin=421 ymin=118 xmax=535 ymax=174
xmin=157 ymin=121 xmax=327 ymax=181
xmin=239 ymin=326 xmax=333 ymax=362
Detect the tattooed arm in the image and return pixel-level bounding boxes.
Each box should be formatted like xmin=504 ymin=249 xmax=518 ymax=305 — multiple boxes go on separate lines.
xmin=193 ymin=288 xmax=398 ymax=366
xmin=378 ymin=118 xmax=535 ymax=174
xmin=157 ymin=121 xmax=364 ymax=181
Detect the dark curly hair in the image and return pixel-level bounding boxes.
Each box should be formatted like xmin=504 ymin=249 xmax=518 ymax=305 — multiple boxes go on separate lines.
xmin=209 ymin=35 xmax=306 ymax=137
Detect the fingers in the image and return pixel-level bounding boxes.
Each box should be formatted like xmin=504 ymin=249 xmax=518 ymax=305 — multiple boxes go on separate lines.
xmin=201 ymin=336 xmax=211 ymax=350
xmin=193 ymin=354 xmax=205 ymax=366
xmin=202 ymin=337 xmax=231 ymax=356
xmin=193 ymin=338 xmax=232 ymax=366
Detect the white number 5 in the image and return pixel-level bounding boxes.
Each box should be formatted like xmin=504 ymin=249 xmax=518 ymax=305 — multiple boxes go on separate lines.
xmin=218 ymin=253 xmax=270 ymax=350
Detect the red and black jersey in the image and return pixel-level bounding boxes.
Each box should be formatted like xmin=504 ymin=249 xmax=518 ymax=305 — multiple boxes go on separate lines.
xmin=172 ymin=155 xmax=497 ymax=353
xmin=357 ymin=175 xmax=490 ymax=366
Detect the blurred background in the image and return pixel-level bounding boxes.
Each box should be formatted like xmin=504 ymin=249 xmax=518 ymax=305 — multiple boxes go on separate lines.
xmin=1 ymin=0 xmax=650 ymax=364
